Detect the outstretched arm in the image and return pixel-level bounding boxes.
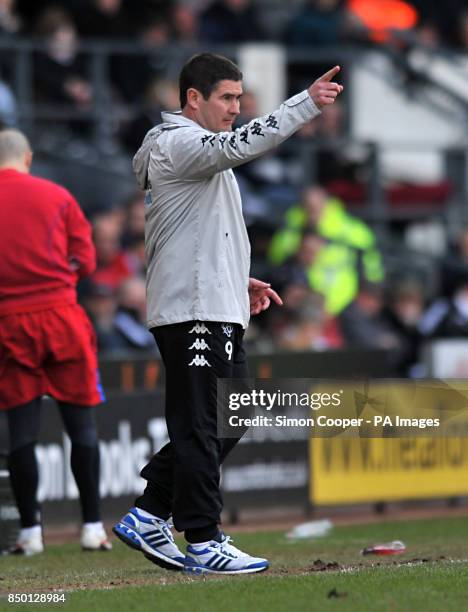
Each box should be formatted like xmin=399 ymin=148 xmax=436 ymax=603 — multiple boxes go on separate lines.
xmin=168 ymin=66 xmax=344 ymax=180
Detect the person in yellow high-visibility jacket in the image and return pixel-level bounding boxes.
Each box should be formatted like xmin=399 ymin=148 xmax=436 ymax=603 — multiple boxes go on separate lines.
xmin=307 ymin=240 xmax=361 ymax=315
xmin=277 ymin=230 xmax=364 ymax=315
xmin=268 ymin=185 xmax=383 ymax=285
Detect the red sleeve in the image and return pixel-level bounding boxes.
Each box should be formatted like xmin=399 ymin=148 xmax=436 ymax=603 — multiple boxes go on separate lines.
xmin=66 ymin=195 xmax=96 ymax=279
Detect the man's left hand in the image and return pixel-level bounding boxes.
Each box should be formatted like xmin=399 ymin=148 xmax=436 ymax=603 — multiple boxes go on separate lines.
xmin=248 ymin=277 xmax=283 ymax=315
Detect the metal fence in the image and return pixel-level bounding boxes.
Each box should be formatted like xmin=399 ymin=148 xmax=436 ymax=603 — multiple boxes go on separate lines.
xmin=1 ymin=36 xmax=467 ymax=230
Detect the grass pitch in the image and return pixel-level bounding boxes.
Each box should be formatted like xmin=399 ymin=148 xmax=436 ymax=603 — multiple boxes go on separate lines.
xmin=0 ymin=517 xmax=467 ymax=611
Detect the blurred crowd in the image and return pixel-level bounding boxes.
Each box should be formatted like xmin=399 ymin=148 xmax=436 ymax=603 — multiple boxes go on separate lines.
xmin=0 ymin=0 xmax=467 ymax=50
xmin=77 ymin=191 xmax=157 ymax=356
xmin=1 ymin=0 xmax=468 ymax=374
xmin=1 ymin=0 xmax=468 ymax=136
xmin=79 ymin=183 xmax=468 ymax=378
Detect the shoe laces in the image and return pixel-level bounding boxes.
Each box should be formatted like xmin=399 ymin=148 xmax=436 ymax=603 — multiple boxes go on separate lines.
xmin=212 ymin=535 xmax=244 ymax=558
xmin=155 ymin=518 xmax=175 ymax=543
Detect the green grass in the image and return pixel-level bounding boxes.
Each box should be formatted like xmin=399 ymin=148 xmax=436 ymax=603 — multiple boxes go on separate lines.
xmin=0 ymin=517 xmax=467 ymax=611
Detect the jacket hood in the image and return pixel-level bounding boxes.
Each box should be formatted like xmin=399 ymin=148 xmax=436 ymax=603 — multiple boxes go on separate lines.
xmin=132 ymin=126 xmax=160 ymax=190
xmin=133 ymin=113 xmax=201 ymax=190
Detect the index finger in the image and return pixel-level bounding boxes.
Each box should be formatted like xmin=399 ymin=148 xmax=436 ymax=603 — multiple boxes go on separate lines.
xmin=318 ymin=65 xmax=340 ymax=83
xmin=249 ymin=277 xmax=271 ymax=289
xmin=266 ymin=287 xmax=283 ymax=306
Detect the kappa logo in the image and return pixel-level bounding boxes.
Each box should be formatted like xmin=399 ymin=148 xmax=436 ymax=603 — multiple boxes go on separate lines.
xmin=222 ymin=324 xmax=233 ymax=338
xmin=189 ymin=323 xmax=212 ymax=335
xmin=189 ymin=354 xmax=211 ymax=367
xmin=189 ymin=338 xmax=211 ymax=351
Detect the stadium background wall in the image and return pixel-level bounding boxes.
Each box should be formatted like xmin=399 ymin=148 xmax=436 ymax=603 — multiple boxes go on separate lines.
xmin=4 ymin=349 xmax=459 ymax=529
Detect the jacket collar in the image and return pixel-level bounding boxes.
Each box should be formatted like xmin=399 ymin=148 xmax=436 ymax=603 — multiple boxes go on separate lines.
xmin=161 ymin=111 xmax=202 ymax=129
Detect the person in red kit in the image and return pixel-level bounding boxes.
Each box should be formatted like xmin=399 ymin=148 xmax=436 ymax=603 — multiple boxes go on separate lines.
xmin=0 ymin=129 xmax=111 ymax=555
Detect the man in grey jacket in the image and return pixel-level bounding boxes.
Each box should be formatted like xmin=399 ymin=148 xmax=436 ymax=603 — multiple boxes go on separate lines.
xmin=114 ymin=53 xmax=343 ymax=575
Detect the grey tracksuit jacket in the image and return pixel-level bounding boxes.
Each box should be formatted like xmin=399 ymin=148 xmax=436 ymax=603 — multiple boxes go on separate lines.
xmin=133 ymin=90 xmax=321 ymax=329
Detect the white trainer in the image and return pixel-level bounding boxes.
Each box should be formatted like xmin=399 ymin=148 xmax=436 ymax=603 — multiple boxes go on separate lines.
xmin=113 ymin=507 xmax=185 ymax=570
xmin=184 ymin=534 xmax=269 ymax=575
xmin=10 ymin=527 xmax=44 ymax=556
xmin=81 ymin=523 xmax=112 ymax=551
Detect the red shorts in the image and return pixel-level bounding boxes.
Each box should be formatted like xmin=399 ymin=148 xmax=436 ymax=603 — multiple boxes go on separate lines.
xmin=0 ymin=304 xmax=105 ymax=410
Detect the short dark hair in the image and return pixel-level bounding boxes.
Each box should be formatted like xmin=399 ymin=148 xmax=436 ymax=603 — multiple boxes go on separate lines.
xmin=179 ymin=53 xmax=243 ymax=108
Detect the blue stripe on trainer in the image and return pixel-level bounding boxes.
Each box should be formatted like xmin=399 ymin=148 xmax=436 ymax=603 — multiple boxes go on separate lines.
xmin=218 ymin=559 xmax=231 ymax=571
xmin=146 ymin=536 xmax=167 ymax=545
xmin=144 ymin=530 xmax=163 ymax=538
xmin=211 ymin=556 xmax=226 ymax=569
xmin=145 ymin=532 xmax=166 ymax=540
xmin=206 ymin=554 xmax=222 ymax=568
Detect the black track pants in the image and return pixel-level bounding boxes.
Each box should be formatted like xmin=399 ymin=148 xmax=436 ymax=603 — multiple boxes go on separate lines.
xmin=135 ymin=321 xmax=248 ymax=538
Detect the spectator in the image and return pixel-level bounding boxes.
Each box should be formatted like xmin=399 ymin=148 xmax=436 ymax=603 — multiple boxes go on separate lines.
xmin=286 ymin=0 xmax=345 ymax=47
xmin=339 ymin=281 xmax=401 ymax=350
xmin=420 ymin=276 xmax=468 ymax=339
xmin=124 ymin=0 xmax=174 ymax=35
xmin=124 ymin=235 xmax=146 ymax=277
xmin=382 ymin=279 xmax=425 ymax=375
xmin=440 ymin=226 xmax=468 ymax=298
xmin=122 ymin=191 xmax=146 ymax=246
xmin=113 ymin=277 xmax=156 ymax=352
xmin=274 ymin=229 xmax=362 ymax=315
xmin=276 ymin=291 xmax=343 ymax=351
xmin=0 ymin=0 xmax=22 ymax=35
xmin=0 ymin=73 xmax=16 ymax=126
xmin=274 ymin=229 xmax=325 ymax=288
xmin=297 ymin=101 xmax=370 ymax=190
xmin=172 ymin=3 xmax=199 ymax=45
xmin=80 ymin=281 xmax=123 ymax=352
xmin=112 ymin=17 xmax=172 ymax=103
xmin=33 ymin=7 xmax=94 ymax=134
xmin=413 ymin=19 xmax=440 ymax=48
xmin=268 ymin=185 xmax=384 ymax=285
xmin=199 ymin=0 xmax=265 ymax=43
xmin=90 ymin=213 xmax=133 ymax=289
xmin=248 ymin=219 xmax=277 ymax=280
xmin=120 ymin=192 xmax=147 ymax=277
xmin=74 ymin=0 xmax=132 ymax=39
xmin=409 ymin=0 xmax=464 ymax=49
xmin=458 ymin=7 xmax=468 ymax=50
xmin=121 ymin=79 xmax=179 ymax=153
xmin=81 ymin=277 xmax=156 ymax=353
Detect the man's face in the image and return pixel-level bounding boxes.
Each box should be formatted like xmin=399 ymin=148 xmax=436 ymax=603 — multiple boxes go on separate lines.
xmin=297 ymin=235 xmax=324 ymax=266
xmin=195 ymin=79 xmax=243 ymax=133
xmin=304 ymin=187 xmax=327 ymax=224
